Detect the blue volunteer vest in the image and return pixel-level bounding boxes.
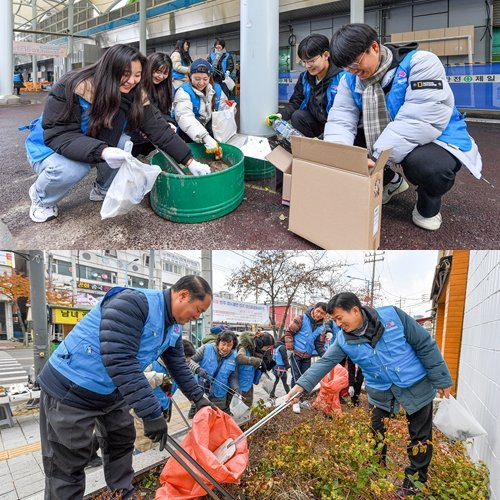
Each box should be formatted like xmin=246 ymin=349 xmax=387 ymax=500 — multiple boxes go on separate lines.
xmin=273 ymin=346 xmax=286 ymax=368
xmin=178 ymin=82 xmax=222 ymax=119
xmin=209 ymin=51 xmax=230 ymax=75
xmin=294 ymin=314 xmax=324 ymax=355
xmin=49 ymin=287 xmax=183 ymax=395
xmin=238 ymin=348 xmax=263 ymax=392
xmin=199 ymin=343 xmax=237 ymax=398
xmin=325 ymin=322 xmax=341 ymax=350
xmin=337 ymin=306 xmax=427 ymax=390
xmin=151 ymin=360 xmax=177 ymax=411
xmin=346 ymin=50 xmax=472 ymax=152
xmin=14 ymin=73 xmax=22 ymax=83
xmin=21 ymin=97 xmax=93 ymax=164
xmin=172 ymin=53 xmax=190 ymax=80
xmin=299 ymin=69 xmax=345 ymax=115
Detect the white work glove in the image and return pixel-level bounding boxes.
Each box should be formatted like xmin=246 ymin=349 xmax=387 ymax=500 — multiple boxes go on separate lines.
xmin=203 ymin=135 xmax=218 ymax=151
xmin=348 ymin=386 xmax=355 ymax=398
xmin=101 ymin=147 xmax=132 ymax=169
xmin=187 ymin=159 xmax=211 ymax=176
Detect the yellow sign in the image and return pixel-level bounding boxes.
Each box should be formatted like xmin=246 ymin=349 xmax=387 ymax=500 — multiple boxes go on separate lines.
xmin=53 ymin=307 xmax=89 ymax=325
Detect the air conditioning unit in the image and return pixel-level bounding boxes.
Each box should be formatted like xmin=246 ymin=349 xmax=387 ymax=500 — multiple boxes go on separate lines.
xmin=132 ymin=265 xmax=139 ymax=272
xmin=81 ymin=252 xmax=91 ymax=260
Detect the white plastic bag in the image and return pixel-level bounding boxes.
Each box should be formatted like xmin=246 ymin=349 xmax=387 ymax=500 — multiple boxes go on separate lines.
xmin=100 ymin=155 xmax=161 ymax=219
xmin=433 ymin=396 xmax=487 ymax=441
xmin=212 ymin=105 xmax=237 ymax=143
xmin=262 ymin=373 xmax=274 ymax=394
xmin=223 ymin=74 xmax=236 ymax=92
xmin=230 ymin=396 xmax=250 ymax=425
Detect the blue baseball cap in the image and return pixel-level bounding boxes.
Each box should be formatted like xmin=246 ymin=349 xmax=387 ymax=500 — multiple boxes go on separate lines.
xmin=190 ymin=59 xmax=212 ymax=74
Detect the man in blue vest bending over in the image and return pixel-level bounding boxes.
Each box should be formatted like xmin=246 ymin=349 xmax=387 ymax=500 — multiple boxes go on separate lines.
xmin=286 ymin=292 xmax=452 ymax=497
xmin=266 ymin=34 xmax=345 ymax=138
xmin=37 ymin=275 xmax=213 ymax=499
xmin=325 ymin=23 xmax=482 ymax=231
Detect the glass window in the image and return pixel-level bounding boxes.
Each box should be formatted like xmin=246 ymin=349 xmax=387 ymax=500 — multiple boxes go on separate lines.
xmin=163 ymin=262 xmax=173 ymax=272
xmin=130 ymin=276 xmax=148 ymax=288
xmin=76 ymin=264 xmax=116 ymax=283
xmin=104 ymin=250 xmax=117 ymax=258
xmin=53 ymin=259 xmax=72 ymax=277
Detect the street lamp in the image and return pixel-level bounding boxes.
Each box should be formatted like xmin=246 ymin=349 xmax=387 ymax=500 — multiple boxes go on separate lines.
xmin=124 ymin=258 xmax=139 ymax=287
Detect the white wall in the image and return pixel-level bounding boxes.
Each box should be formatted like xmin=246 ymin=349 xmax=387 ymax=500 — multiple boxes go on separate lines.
xmin=457 ymin=250 xmax=500 ymax=499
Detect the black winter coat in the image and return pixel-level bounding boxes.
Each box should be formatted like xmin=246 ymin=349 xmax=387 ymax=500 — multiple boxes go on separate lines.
xmin=41 ymin=76 xmax=192 ymax=165
xmin=281 ymin=62 xmax=343 ymax=126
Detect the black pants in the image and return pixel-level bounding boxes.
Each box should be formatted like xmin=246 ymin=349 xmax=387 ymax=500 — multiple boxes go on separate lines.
xmin=387 ymin=142 xmax=461 ymax=217
xmin=40 ymin=391 xmax=136 ymax=500
xmin=290 ymin=354 xmax=312 ymax=387
xmin=290 ymin=109 xmax=325 ymax=138
xmin=348 ymin=359 xmax=364 ymax=406
xmin=370 ymin=401 xmax=433 ymax=484
xmin=270 ymin=369 xmax=290 ymax=397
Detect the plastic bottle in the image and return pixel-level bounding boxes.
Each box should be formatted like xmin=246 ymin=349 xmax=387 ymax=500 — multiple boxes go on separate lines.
xmin=272 ymin=118 xmax=305 ymax=142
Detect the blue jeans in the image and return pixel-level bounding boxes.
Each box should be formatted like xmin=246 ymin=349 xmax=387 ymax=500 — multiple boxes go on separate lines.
xmin=29 ymin=134 xmax=129 ymax=206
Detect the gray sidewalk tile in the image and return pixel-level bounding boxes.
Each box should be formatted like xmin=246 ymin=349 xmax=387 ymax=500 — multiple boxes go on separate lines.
xmin=15 ymin=478 xmax=45 ymax=498
xmin=0 ymin=478 xmax=15 ymax=495
xmin=14 ymin=470 xmax=45 ymax=489
xmin=11 ymin=462 xmax=43 ymax=480
xmin=1 ymin=490 xmax=19 ymax=500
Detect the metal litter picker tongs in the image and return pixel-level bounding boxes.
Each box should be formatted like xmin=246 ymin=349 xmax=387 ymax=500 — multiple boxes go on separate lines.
xmin=213 ymin=396 xmax=299 ymax=464
xmin=163 ymin=435 xmax=236 ymax=500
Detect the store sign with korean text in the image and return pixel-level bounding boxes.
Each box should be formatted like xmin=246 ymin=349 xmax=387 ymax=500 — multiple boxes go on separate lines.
xmin=52 ymin=307 xmax=89 ymax=325
xmin=446 ymin=74 xmax=499 ymax=83
xmin=77 ymin=281 xmax=112 ymax=292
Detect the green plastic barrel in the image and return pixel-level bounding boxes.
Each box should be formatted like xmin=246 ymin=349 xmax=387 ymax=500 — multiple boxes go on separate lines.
xmin=244 ymin=156 xmax=275 ymax=180
xmin=150 ymin=143 xmax=244 ymax=223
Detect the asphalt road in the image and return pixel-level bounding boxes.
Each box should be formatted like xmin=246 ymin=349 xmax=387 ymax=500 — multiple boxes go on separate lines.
xmin=1 ymin=93 xmax=498 ymax=249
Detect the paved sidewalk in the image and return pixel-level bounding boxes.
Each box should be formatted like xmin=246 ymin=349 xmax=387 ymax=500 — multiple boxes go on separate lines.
xmin=0 ymin=372 xmax=289 ymax=499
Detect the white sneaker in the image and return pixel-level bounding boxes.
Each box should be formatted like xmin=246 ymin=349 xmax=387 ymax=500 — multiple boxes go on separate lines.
xmin=382 ymin=174 xmax=409 ymax=204
xmin=412 ymin=205 xmax=442 ymax=231
xmin=89 ymin=185 xmax=106 ymax=201
xmin=29 ymin=184 xmax=58 ymax=223
xmin=292 ymin=403 xmax=301 ymax=414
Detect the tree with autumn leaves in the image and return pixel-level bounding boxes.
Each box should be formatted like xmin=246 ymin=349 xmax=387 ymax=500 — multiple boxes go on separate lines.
xmin=0 ymin=270 xmax=72 ymax=341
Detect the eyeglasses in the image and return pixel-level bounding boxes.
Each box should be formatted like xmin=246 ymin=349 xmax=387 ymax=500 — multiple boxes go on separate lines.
xmin=301 ymin=55 xmax=321 ymax=67
xmin=344 ymin=50 xmax=369 ymax=70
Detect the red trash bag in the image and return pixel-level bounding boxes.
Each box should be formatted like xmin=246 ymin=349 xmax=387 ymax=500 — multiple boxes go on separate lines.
xmin=312 ymin=364 xmax=348 ymax=416
xmin=155 ymin=407 xmax=249 ymax=500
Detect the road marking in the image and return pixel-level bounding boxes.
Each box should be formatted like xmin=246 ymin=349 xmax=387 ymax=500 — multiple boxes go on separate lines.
xmin=0 ymin=441 xmax=41 ymax=461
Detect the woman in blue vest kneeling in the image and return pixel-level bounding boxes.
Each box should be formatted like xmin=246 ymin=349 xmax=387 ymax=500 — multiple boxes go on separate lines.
xmin=24 ymin=44 xmax=210 ymax=223
xmin=236 ymin=331 xmax=275 ymax=407
xmin=173 ymin=59 xmax=232 ymax=160
xmin=286 ymin=292 xmax=452 ymax=497
xmin=266 ymin=34 xmax=344 ymax=138
xmin=325 ymin=24 xmax=482 ymax=231
xmin=188 ymin=330 xmax=239 ymax=417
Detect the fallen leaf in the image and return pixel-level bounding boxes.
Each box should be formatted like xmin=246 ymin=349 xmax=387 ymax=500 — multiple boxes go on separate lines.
xmin=279 ymin=214 xmax=287 ymax=221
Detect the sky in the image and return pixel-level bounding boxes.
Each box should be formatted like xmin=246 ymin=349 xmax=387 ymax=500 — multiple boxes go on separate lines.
xmin=175 ymin=250 xmax=439 ymax=317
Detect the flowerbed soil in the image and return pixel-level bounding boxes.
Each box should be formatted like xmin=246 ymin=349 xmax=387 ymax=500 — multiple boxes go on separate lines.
xmin=93 ymin=393 xmax=489 ymax=500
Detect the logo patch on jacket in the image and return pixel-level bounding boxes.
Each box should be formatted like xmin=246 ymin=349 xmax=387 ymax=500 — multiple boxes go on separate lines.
xmin=385 ymin=321 xmax=395 ymax=328
xmin=398 ymin=70 xmax=407 ymax=78
xmin=411 ymin=80 xmax=443 ymax=90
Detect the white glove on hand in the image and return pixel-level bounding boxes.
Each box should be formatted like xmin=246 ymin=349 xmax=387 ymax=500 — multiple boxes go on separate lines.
xmin=348 ymin=386 xmax=355 ymax=398
xmin=101 ymin=147 xmax=132 ymax=169
xmin=203 ymin=135 xmax=218 ymax=151
xmin=187 ymin=159 xmax=211 ymax=176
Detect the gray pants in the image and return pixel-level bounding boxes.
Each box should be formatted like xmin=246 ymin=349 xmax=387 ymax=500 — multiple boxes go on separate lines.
xmin=40 ymin=391 xmax=136 ymax=500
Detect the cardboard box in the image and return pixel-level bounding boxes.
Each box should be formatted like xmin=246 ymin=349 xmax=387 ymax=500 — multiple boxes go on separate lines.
xmin=414 ymin=30 xmax=430 ymax=51
xmin=268 ymin=137 xmax=391 ymax=249
xmin=266 ymin=145 xmax=292 ymax=206
xmin=428 ymin=28 xmax=445 ymax=56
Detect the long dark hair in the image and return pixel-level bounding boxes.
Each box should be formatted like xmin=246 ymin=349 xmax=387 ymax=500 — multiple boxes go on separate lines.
xmin=146 ymin=52 xmax=173 ymax=115
xmin=61 ymin=44 xmax=147 ymax=137
xmin=172 ymin=39 xmax=192 ymax=66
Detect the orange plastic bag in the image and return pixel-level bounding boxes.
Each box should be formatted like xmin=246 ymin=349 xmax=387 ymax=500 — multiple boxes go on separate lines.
xmin=312 ymin=364 xmax=348 ymax=416
xmin=155 ymin=407 xmax=249 ymax=500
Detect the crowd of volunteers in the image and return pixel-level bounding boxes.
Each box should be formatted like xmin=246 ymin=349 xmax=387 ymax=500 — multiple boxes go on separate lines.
xmin=22 ymin=23 xmax=480 ymax=231
xmin=37 ymin=271 xmax=452 ymax=499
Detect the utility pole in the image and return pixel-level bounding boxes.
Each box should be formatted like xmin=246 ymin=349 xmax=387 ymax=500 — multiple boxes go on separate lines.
xmin=28 ymin=251 xmax=49 ymax=381
xmin=201 ymin=250 xmax=213 ymax=337
xmin=148 ymin=250 xmax=155 ymax=289
xmin=364 ymin=251 xmax=385 ymax=307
